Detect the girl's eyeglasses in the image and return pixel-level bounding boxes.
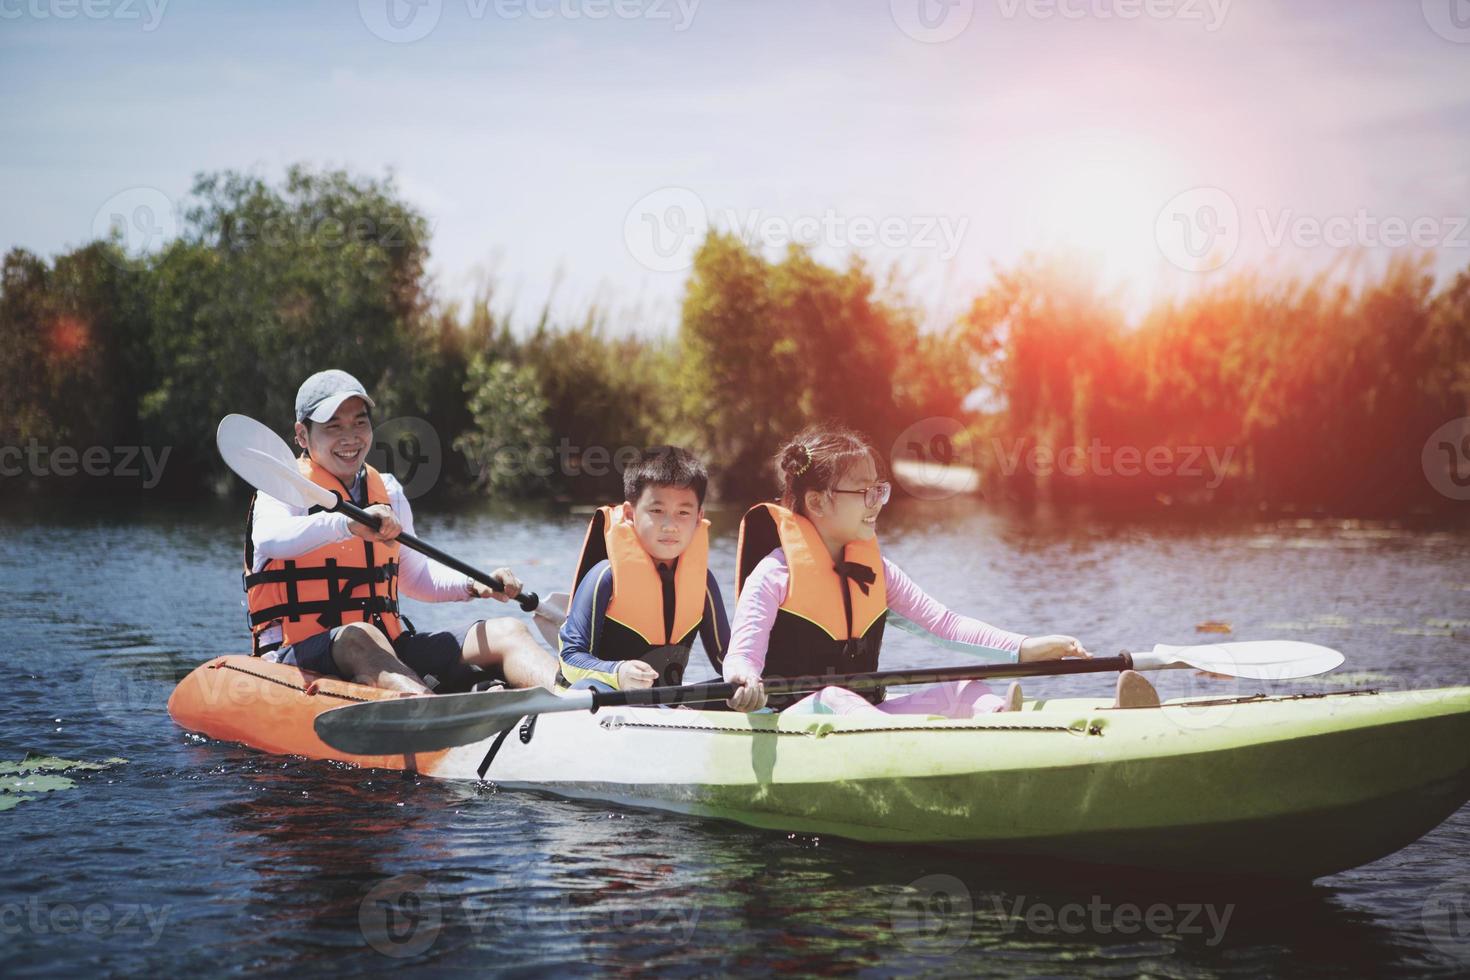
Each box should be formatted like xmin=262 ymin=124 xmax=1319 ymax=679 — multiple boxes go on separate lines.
xmin=830 ymin=482 xmax=892 ymax=508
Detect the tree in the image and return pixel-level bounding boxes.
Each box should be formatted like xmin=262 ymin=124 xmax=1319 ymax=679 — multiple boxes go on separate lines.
xmin=142 ymin=166 xmax=433 ymax=481
xmin=454 ymin=354 xmax=552 ymax=497
xmin=678 ymin=234 xmax=918 ymax=499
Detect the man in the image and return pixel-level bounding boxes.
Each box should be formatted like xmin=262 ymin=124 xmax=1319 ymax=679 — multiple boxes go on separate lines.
xmin=243 ymin=369 xmax=558 ymax=694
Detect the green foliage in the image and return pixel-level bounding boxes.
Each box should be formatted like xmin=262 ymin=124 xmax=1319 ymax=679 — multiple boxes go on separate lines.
xmin=949 ymin=254 xmax=1460 ymax=510
xmin=516 ymin=315 xmax=674 ymax=500
xmin=678 ymin=234 xmax=922 ymax=498
xmin=0 ymin=243 xmax=153 ymax=468
xmin=141 ymin=166 xmax=432 ymax=475
xmin=454 ymin=354 xmax=552 ymax=496
xmin=3 ymin=163 xmax=1469 ymax=514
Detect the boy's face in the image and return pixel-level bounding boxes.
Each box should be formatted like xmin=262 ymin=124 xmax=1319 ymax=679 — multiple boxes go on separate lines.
xmin=295 ymin=397 xmax=372 ymax=485
xmin=623 ymin=484 xmax=703 ymax=563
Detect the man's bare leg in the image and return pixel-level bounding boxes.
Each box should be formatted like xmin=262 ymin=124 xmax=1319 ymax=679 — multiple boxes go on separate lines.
xmin=331 ymin=622 xmax=433 ymax=694
xmin=462 ymin=618 xmax=559 ymax=690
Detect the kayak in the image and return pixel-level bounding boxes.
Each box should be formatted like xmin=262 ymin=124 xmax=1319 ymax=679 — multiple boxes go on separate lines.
xmin=168 ymin=655 xmax=1470 ymax=880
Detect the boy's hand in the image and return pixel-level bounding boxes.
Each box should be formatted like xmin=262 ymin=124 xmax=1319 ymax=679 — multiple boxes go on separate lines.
xmin=349 ymin=504 xmax=401 ymax=542
xmin=469 ymin=567 xmax=522 ymax=601
xmin=617 ymin=660 xmax=659 ymax=689
xmin=1018 ymin=635 xmax=1091 ymax=663
xmin=726 ymin=670 xmax=767 ymax=712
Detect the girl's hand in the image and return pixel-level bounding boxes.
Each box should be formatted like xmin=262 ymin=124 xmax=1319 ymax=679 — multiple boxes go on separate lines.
xmin=1018 ymin=635 xmax=1091 ymax=663
xmin=726 ymin=671 xmax=767 ymax=712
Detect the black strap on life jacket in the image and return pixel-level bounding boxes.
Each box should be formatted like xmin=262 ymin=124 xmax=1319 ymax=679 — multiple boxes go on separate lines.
xmin=248 ymin=594 xmax=401 ymax=629
xmin=834 ymin=560 xmax=875 ymax=659
xmin=242 ymin=561 xmax=398 ymax=589
xmin=245 ymin=557 xmax=401 ymax=628
xmin=248 ymin=592 xmax=405 ymax=656
xmin=657 ymin=561 xmax=676 ymax=644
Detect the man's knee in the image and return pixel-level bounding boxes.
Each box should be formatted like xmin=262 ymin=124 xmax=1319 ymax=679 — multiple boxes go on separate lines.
xmin=473 ymin=617 xmax=535 ymax=649
xmin=332 ymin=622 xmax=392 ymax=664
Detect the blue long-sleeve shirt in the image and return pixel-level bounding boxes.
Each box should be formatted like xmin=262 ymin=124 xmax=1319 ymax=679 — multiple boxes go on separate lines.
xmin=557 ymin=558 xmax=730 ymax=689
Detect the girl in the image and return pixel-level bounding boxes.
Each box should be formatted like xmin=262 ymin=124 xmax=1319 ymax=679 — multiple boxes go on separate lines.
xmin=722 ymin=424 xmax=1159 ymax=715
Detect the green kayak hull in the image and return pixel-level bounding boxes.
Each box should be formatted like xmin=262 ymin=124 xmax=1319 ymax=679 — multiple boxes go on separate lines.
xmin=468 ymin=686 xmax=1470 ymax=880
xmin=169 ymin=658 xmax=1470 ymax=880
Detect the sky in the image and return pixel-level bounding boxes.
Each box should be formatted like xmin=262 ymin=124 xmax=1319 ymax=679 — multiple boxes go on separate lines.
xmin=2 ymin=0 xmax=1468 ymax=334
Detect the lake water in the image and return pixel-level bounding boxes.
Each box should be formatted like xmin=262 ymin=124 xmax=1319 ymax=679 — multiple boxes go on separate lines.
xmin=2 ymin=497 xmax=1469 ymax=976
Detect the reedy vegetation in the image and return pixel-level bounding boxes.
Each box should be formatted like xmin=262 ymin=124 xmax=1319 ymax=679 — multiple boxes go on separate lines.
xmin=1 ymin=167 xmax=1465 ymax=512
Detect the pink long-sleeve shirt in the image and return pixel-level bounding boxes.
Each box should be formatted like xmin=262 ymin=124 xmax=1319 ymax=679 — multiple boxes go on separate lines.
xmin=722 ymin=548 xmax=1027 ymax=681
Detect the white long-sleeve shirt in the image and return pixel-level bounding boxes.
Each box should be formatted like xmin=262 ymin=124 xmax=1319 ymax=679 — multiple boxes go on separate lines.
xmin=249 ymin=471 xmax=470 ymax=647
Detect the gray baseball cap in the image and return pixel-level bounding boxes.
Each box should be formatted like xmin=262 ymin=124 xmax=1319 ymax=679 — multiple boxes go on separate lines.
xmin=295 ymin=369 xmax=376 ymax=423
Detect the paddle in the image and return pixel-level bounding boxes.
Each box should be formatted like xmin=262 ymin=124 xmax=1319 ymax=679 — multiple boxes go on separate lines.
xmin=218 ymin=413 xmax=556 ymax=616
xmin=532 ymin=591 xmax=571 ymax=648
xmin=313 ymin=639 xmax=1344 ymax=754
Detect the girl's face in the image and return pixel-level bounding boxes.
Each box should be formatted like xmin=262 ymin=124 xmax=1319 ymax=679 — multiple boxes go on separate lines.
xmin=804 ymin=454 xmax=885 ymax=548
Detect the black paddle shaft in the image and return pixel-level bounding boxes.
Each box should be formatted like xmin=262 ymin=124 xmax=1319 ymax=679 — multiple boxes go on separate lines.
xmin=333 ymin=494 xmax=540 ymax=612
xmin=590 ymin=654 xmax=1139 ymax=708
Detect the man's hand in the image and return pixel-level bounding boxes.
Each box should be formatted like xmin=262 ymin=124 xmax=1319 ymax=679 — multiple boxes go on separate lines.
xmin=348 ymin=504 xmax=401 ymax=542
xmin=726 ymin=670 xmax=767 ymax=712
xmin=469 ymin=567 xmax=522 ymax=601
xmin=1018 ymin=634 xmax=1091 ymax=663
xmin=616 ymin=660 xmax=659 ymax=690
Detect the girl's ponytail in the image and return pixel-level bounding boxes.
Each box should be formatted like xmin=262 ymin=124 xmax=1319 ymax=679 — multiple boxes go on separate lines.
xmin=775 ymin=424 xmax=881 ymax=515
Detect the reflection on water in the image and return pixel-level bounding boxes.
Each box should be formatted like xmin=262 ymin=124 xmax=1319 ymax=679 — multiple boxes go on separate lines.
xmin=1 ymin=497 xmax=1468 ymax=976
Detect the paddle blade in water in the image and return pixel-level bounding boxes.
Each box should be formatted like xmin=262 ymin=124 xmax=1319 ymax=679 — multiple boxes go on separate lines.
xmin=314 ymin=687 xmax=594 ymax=755
xmin=1142 ymin=640 xmax=1345 ymax=680
xmin=217 ymin=414 xmax=336 ymax=510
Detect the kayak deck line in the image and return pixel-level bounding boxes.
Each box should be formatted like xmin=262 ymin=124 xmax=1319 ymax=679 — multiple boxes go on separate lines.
xmin=595 ymin=715 xmax=1093 ymax=738
xmin=1096 ymin=688 xmax=1382 ymax=710
xmin=210 ymin=658 xmax=376 ymax=704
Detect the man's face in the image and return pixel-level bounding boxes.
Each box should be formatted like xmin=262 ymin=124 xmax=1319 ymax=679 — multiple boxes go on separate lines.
xmin=622 ymin=485 xmax=703 ymax=563
xmin=296 ymin=397 xmax=372 ymax=485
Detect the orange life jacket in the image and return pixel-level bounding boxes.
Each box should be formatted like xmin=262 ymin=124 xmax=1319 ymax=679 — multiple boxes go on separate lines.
xmin=735 ymin=502 xmax=888 ymax=707
xmin=570 ymin=505 xmax=710 ymax=667
xmin=243 ymin=458 xmax=403 ymax=655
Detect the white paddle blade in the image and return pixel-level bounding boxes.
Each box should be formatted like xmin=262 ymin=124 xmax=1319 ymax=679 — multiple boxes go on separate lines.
xmin=314 ymin=687 xmax=594 ymax=755
xmin=217 ymin=413 xmax=297 ymax=466
xmin=532 ymin=591 xmax=570 ymax=648
xmin=1140 ymin=640 xmax=1344 ymax=680
xmin=216 ymin=415 xmax=336 ymax=510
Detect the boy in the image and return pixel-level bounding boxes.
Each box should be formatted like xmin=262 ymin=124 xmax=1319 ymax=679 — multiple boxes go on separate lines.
xmin=558 ymin=446 xmax=729 ymax=692
xmin=245 ymin=369 xmax=559 ymax=694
